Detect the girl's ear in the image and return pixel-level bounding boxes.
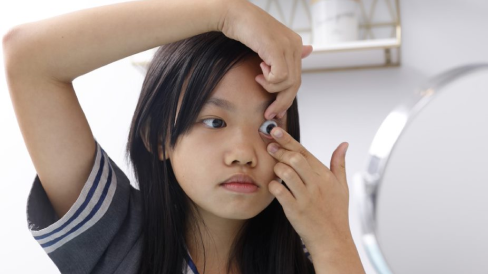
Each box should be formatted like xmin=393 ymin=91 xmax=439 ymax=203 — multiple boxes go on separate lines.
xmin=140 ymin=134 xmax=150 ymax=153
xmin=139 ymin=116 xmax=151 ymax=152
xmin=139 ymin=116 xmax=170 ymax=160
xmin=140 ymin=131 xmax=169 ymax=160
xmin=139 ymin=121 xmax=153 ymax=154
xmin=158 ymin=143 xmax=170 ymax=161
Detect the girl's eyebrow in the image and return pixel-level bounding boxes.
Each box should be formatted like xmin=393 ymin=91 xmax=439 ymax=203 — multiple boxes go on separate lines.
xmin=204 ymin=97 xmax=274 ymax=113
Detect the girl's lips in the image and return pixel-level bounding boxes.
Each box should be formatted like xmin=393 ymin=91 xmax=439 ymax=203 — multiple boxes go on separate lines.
xmin=221 ymin=183 xmax=259 ymax=193
xmin=221 ymin=174 xmax=257 ymax=186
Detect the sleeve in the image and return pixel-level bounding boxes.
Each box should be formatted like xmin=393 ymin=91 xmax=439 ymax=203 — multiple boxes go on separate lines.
xmin=302 ymin=238 xmax=313 ymax=263
xmin=26 ymin=138 xmax=143 ymax=274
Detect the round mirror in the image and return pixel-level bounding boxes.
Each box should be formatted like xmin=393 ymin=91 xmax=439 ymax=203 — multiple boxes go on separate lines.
xmin=354 ymin=64 xmax=488 ymax=274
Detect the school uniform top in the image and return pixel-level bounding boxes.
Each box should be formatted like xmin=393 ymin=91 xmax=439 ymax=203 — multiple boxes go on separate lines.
xmin=26 ymin=139 xmax=312 ymax=274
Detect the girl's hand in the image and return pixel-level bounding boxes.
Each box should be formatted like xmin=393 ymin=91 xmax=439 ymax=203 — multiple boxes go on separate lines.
xmin=266 ymin=126 xmax=353 ymax=256
xmin=218 ymin=0 xmax=313 ymax=120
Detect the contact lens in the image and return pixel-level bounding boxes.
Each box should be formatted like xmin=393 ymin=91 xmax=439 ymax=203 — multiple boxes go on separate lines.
xmin=260 ymin=120 xmax=277 ymax=135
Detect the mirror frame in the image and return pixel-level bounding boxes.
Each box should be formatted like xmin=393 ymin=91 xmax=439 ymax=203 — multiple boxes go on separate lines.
xmin=353 ymin=63 xmax=488 ymax=274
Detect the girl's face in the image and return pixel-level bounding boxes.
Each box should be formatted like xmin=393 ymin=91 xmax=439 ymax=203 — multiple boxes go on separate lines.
xmin=166 ymin=56 xmax=286 ymax=221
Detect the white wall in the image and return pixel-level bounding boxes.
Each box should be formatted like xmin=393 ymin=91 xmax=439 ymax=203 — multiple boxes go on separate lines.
xmin=1 ymin=0 xmax=487 ymax=273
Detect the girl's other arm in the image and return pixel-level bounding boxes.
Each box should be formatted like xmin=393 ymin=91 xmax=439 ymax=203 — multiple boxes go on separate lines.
xmin=2 ymin=0 xmax=225 ymax=218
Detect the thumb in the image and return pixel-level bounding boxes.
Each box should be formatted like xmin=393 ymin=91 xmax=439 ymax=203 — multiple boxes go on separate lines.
xmin=330 ymin=142 xmax=349 ymax=187
xmin=301 ymin=45 xmax=313 ymax=59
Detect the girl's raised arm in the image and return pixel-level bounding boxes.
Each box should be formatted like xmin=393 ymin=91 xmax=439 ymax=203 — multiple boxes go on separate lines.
xmin=2 ymin=0 xmax=227 ymax=219
xmin=3 ymin=0 xmax=225 ymax=83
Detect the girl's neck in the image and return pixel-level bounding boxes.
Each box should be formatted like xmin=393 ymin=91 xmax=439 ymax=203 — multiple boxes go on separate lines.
xmin=185 ymin=217 xmax=246 ymax=274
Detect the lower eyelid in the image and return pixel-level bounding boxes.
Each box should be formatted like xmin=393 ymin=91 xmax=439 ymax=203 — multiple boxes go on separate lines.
xmin=260 ymin=131 xmax=274 ymax=140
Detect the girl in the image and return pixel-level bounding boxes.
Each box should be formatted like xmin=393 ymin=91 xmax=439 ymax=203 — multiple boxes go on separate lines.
xmin=3 ymin=0 xmax=365 ymax=273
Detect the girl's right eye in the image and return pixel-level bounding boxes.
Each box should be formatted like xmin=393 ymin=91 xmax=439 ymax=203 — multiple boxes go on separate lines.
xmin=202 ymin=118 xmax=226 ymax=128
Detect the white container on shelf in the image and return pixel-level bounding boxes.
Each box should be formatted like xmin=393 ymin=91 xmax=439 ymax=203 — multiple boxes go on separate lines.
xmin=311 ymin=0 xmax=359 ymax=46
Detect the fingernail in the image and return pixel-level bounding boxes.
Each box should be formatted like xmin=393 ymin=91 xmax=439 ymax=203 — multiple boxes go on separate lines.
xmin=272 ymin=128 xmax=283 ymax=138
xmin=268 ymin=113 xmax=276 ymax=119
xmin=345 ymin=143 xmax=349 ymax=154
xmin=268 ymin=144 xmax=278 ymax=153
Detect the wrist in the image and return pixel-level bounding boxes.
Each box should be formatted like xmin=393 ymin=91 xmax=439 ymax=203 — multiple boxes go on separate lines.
xmin=309 ymin=238 xmax=365 ymax=274
xmin=213 ymin=0 xmax=252 ymax=35
xmin=304 ymin=227 xmax=354 ymax=256
xmin=208 ymin=0 xmax=230 ymax=32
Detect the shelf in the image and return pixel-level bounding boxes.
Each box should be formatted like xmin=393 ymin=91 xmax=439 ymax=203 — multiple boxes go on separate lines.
xmin=130 ymin=47 xmax=157 ymax=75
xmin=131 ymin=37 xmax=401 ymax=74
xmin=131 ymin=0 xmax=402 ymax=73
xmin=302 ymin=36 xmax=401 ymax=73
xmin=312 ymin=37 xmax=399 ymax=52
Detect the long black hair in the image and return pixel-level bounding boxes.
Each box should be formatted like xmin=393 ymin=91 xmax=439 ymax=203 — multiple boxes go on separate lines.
xmin=125 ymin=31 xmax=314 ymax=274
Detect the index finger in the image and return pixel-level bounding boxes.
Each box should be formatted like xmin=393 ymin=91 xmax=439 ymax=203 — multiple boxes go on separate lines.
xmin=264 ymin=45 xmax=310 ymax=119
xmin=269 ymin=126 xmax=329 ymax=174
xmin=264 ymin=86 xmax=295 ymax=120
xmin=264 ymin=50 xmax=299 ymax=119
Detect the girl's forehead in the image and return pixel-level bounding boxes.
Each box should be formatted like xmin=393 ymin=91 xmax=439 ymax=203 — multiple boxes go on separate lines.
xmin=202 ymin=96 xmax=275 ymax=114
xmin=210 ymin=59 xmax=274 ymax=103
xmin=176 ymin=55 xmax=274 ymax=116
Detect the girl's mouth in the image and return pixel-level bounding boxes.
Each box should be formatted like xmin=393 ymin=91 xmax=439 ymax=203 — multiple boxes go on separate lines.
xmin=220 ymin=183 xmax=258 ymax=193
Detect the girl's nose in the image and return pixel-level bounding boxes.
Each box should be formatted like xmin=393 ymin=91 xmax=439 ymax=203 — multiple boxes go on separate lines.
xmin=224 ymin=129 xmax=259 ymax=167
xmin=225 ymin=144 xmax=257 ymax=167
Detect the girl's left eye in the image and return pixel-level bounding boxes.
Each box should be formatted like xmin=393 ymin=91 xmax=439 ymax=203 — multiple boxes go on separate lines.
xmin=202 ymin=118 xmax=226 ymax=128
